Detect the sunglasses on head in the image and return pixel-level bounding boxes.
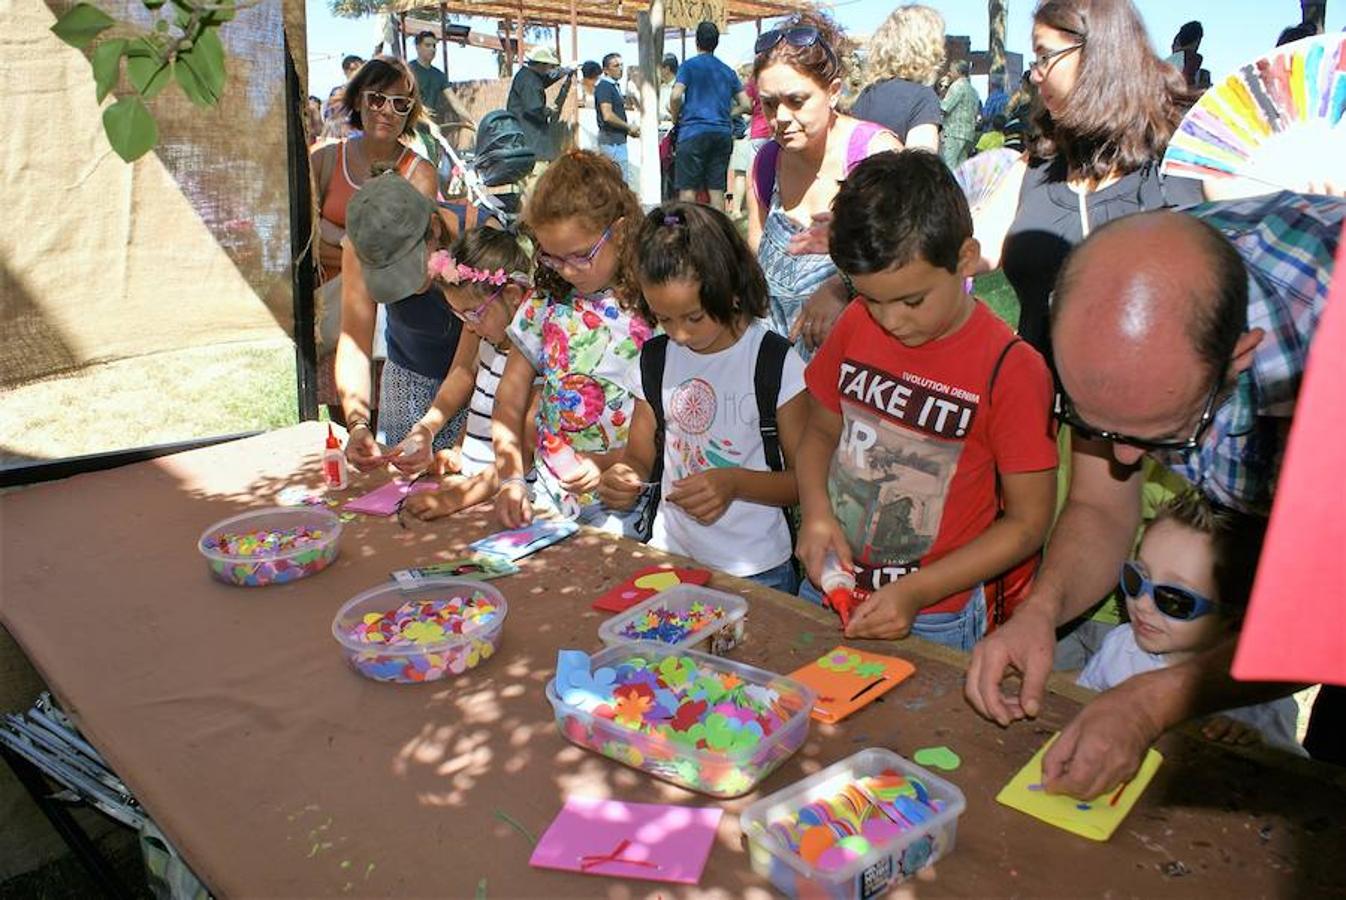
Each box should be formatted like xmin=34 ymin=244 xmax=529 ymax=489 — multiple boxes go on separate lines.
xmin=754 ymin=25 xmax=838 ymax=65
xmin=1119 ymin=561 xmax=1222 ymax=621
xmin=363 ymin=90 xmax=414 ymax=116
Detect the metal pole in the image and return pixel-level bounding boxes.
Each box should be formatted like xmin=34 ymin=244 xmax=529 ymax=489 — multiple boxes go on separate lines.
xmin=284 ymin=31 xmax=318 ymax=422
xmin=636 ymin=0 xmax=664 ymax=207
xmin=440 ymin=2 xmax=450 ymax=73
xmin=570 ymin=0 xmax=579 ymax=124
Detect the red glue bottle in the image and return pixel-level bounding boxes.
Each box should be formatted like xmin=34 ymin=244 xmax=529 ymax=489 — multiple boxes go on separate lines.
xmin=821 ymin=550 xmax=860 ymax=628
xmin=541 ymin=432 xmax=581 ymax=480
xmin=323 ymin=424 xmax=349 ymax=490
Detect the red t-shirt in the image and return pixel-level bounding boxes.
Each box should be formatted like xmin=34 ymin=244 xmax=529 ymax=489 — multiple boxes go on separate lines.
xmin=805 ymin=300 xmax=1057 ymax=614
xmin=746 ymin=80 xmax=771 ymax=140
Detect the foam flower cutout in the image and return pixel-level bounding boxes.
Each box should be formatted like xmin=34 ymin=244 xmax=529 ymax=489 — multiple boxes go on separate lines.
xmin=556 ymin=650 xmax=617 ymax=714
xmin=744 ymin=684 xmax=780 ymax=709
xmin=657 ymin=655 xmax=697 ymax=688
xmin=719 ymin=672 xmax=743 ymax=692
xmin=668 ymin=698 xmax=708 ymax=732
xmin=612 ymin=690 xmax=654 ymax=729
xmin=401 ymin=620 xmax=446 ymax=644
xmin=703 ymin=713 xmax=764 ymax=754
xmin=854 ymin=661 xmax=886 ymax=679
xmin=690 ymin=674 xmax=726 ymax=704
xmin=817 ymin=650 xmax=861 ymax=672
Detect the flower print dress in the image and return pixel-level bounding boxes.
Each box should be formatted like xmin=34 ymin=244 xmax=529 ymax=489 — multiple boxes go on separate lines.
xmin=508 ymin=287 xmax=653 ymax=531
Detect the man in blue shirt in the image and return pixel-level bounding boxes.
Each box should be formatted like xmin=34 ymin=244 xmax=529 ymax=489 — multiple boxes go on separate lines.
xmin=594 ymin=52 xmax=638 ymax=183
xmin=669 ymin=21 xmax=749 ymax=208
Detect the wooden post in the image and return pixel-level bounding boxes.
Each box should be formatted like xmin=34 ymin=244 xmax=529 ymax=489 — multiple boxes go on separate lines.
xmin=636 ymin=0 xmax=665 ymax=207
xmin=680 ymin=27 xmax=686 ymax=60
xmin=570 ymin=0 xmax=580 ymax=125
xmin=440 ymin=2 xmax=450 ymax=73
xmin=502 ymin=18 xmax=514 ymax=71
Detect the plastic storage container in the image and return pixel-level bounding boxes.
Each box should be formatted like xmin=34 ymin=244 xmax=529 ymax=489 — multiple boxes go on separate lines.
xmin=197 ymin=507 xmax=342 ymax=587
xmin=331 ymin=578 xmax=507 ymax=683
xmin=740 ymin=748 xmax=967 ymax=899
xmin=597 ymin=585 xmax=748 ymax=655
xmin=545 ymin=641 xmax=815 ymax=798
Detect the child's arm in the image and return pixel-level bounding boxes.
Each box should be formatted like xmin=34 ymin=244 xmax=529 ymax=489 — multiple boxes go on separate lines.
xmin=846 ymin=467 xmax=1057 ymax=640
xmin=492 ymin=350 xmax=541 ymax=528
xmin=794 ymin=394 xmax=852 ymax=587
xmin=665 ymin=392 xmax=807 ymax=521
xmin=404 ymin=471 xmax=497 ymax=521
xmin=598 ymin=400 xmax=658 ymax=511
xmin=386 ymin=330 xmax=482 ymax=475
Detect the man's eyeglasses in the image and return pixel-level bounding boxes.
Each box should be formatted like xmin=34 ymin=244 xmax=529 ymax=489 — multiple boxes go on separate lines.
xmin=363 ymin=90 xmax=414 ymax=116
xmin=1029 ymin=42 xmax=1084 ymax=74
xmin=754 ymin=26 xmax=839 ymax=67
xmin=1054 ymin=376 xmax=1223 ymax=453
xmin=538 ymin=226 xmax=613 ymax=272
xmin=1120 ymin=561 xmax=1223 ymax=621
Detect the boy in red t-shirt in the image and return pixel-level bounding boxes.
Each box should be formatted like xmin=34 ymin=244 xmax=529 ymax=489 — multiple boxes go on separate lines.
xmin=796 ymin=150 xmax=1058 ymax=652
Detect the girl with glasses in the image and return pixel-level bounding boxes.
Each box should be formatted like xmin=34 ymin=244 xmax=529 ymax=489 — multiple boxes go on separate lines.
xmin=310 ymin=56 xmax=436 ymax=425
xmin=492 ymin=151 xmax=656 ymax=537
xmin=403 ymin=228 xmax=538 ymax=521
xmin=1076 ymin=493 xmax=1305 ymax=756
xmin=746 ymin=13 xmax=903 ymax=360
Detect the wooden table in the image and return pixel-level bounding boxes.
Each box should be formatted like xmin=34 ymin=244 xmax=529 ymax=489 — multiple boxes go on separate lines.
xmin=2 ymin=423 xmax=1344 ymax=898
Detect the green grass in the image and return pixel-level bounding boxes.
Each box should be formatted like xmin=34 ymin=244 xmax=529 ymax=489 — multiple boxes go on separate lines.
xmin=0 ymin=340 xmax=299 ymax=467
xmin=975 ymin=269 xmax=1020 ymax=330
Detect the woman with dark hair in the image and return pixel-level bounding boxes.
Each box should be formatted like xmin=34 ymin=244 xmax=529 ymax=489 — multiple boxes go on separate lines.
xmin=309 ymin=57 xmax=440 ymax=422
xmin=965 ymin=0 xmax=1204 ymax=358
xmin=746 ymin=12 xmax=902 ymax=357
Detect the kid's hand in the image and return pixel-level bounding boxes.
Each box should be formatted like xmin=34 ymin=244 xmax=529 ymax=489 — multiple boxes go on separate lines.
xmin=495 ymin=478 xmax=533 ymax=529
xmin=344 ymin=427 xmax=386 ymax=473
xmin=431 ymin=446 xmax=463 ymax=477
xmin=1202 ymin=715 xmax=1261 ymax=746
xmin=666 ymin=469 xmax=737 ymax=524
xmin=795 ymin=514 xmax=853 ymax=588
xmin=845 ymin=581 xmax=925 ymax=640
xmin=786 ymin=211 xmax=832 ymax=255
xmin=560 ymin=455 xmax=603 ymax=496
xmin=403 ymin=481 xmax=467 ymax=521
xmin=599 ymin=463 xmax=644 ymax=511
xmin=387 ymin=426 xmax=433 ymax=475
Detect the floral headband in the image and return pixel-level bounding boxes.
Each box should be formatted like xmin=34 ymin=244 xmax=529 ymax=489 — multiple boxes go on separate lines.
xmin=427 ymin=250 xmax=526 ymax=288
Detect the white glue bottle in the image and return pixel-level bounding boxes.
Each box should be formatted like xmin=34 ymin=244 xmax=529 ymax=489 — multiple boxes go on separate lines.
xmin=322 ymin=424 xmax=349 ymax=490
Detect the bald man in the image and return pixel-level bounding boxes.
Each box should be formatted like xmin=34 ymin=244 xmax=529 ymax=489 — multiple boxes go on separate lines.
xmin=965 ymin=191 xmax=1344 ymax=798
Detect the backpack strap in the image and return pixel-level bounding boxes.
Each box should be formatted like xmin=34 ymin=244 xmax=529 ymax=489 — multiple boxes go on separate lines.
xmin=752 ymin=140 xmax=782 ymax=208
xmin=633 ymin=335 xmax=670 ymax=542
xmin=754 ymin=331 xmax=799 ymax=555
xmin=988 ymin=336 xmax=1024 ymax=626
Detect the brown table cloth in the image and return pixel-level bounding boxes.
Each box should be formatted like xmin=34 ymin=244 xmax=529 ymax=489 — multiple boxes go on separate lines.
xmin=2 ymin=423 xmax=1345 ymax=898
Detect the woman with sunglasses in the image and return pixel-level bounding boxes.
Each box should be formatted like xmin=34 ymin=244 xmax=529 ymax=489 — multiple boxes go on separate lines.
xmin=310 ymin=57 xmax=439 ymax=423
xmin=1076 ymin=494 xmax=1305 ymax=756
xmin=746 ymin=13 xmax=902 ymax=357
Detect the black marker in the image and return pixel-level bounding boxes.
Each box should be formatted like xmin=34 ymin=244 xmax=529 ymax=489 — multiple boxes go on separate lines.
xmin=847 ymin=677 xmax=887 ymax=703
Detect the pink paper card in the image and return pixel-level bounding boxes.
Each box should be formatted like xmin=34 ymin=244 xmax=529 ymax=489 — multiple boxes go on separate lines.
xmin=342 ymin=479 xmax=437 ymax=516
xmin=528 ymin=796 xmax=722 ymax=885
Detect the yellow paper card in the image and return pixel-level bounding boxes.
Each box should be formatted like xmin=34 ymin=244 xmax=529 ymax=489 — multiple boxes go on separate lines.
xmin=995 ymin=735 xmax=1163 ymax=841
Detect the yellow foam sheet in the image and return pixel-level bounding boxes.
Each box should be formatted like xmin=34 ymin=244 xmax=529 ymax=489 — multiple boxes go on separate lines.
xmin=995 ymin=735 xmax=1163 ymax=841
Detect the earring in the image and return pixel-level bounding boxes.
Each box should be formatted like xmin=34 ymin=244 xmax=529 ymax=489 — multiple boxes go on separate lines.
xmin=964 ymin=276 xmax=975 ymax=295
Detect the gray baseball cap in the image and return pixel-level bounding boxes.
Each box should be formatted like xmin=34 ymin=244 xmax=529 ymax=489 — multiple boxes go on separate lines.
xmin=345 ymin=172 xmax=436 ymax=303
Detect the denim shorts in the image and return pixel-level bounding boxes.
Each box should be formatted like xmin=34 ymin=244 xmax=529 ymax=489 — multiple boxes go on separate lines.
xmin=674 ymin=132 xmax=733 ymax=191
xmin=798 ymin=579 xmax=989 ymax=653
xmin=745 ymin=559 xmax=799 ymax=594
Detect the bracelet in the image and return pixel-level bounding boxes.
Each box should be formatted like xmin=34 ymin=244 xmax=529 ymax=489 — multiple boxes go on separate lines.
xmin=497 ymin=476 xmax=528 ymax=493
xmin=347 ymin=420 xmax=371 ymax=434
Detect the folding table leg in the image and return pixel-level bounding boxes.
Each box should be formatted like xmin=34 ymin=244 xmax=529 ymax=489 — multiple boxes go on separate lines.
xmin=0 ymin=745 xmax=136 ymax=900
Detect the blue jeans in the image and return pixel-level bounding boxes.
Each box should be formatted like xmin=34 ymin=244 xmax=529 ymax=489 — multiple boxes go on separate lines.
xmin=530 ymin=475 xmax=654 ymax=540
xmin=745 ymin=559 xmax=799 ymax=594
xmin=797 ymin=579 xmax=989 ymax=653
xmin=598 ymin=141 xmax=629 ymax=182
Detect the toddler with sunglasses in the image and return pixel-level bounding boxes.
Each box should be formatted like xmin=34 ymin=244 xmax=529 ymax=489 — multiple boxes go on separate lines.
xmin=1077 ymin=493 xmax=1305 ymax=755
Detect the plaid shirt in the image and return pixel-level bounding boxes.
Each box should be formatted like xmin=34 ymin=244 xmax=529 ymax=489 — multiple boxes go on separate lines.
xmin=1151 ymin=192 xmax=1343 ymax=515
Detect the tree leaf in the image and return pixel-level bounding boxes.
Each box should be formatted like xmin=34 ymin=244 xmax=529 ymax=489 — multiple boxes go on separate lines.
xmin=125 ymin=39 xmax=172 ymax=99
xmin=102 ymin=95 xmax=158 ymax=161
xmin=202 ymin=1 xmax=237 ymax=25
xmin=50 ymin=2 xmax=116 ymax=49
xmin=91 ymin=38 xmax=126 ymax=103
xmin=178 ymin=27 xmax=226 ymax=102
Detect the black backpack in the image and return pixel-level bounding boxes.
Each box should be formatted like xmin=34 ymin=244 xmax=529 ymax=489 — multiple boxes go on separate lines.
xmin=633 ymin=331 xmax=797 ymax=550
xmin=473 ymin=110 xmax=536 ymax=187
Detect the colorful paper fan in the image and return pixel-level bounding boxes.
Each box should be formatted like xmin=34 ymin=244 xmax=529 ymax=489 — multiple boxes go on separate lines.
xmin=1161 ymin=32 xmax=1346 ymax=192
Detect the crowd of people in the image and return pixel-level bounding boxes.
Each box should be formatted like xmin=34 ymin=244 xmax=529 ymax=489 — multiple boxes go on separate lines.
xmin=305 ymin=0 xmax=1344 ymax=799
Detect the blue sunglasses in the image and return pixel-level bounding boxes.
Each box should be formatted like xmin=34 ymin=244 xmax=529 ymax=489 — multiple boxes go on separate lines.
xmin=1119 ymin=561 xmax=1222 ymax=621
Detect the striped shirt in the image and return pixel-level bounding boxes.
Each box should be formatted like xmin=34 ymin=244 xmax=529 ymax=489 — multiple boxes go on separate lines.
xmin=1151 ymin=192 xmax=1343 ymax=515
xmin=460 ymin=342 xmax=507 ymax=478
